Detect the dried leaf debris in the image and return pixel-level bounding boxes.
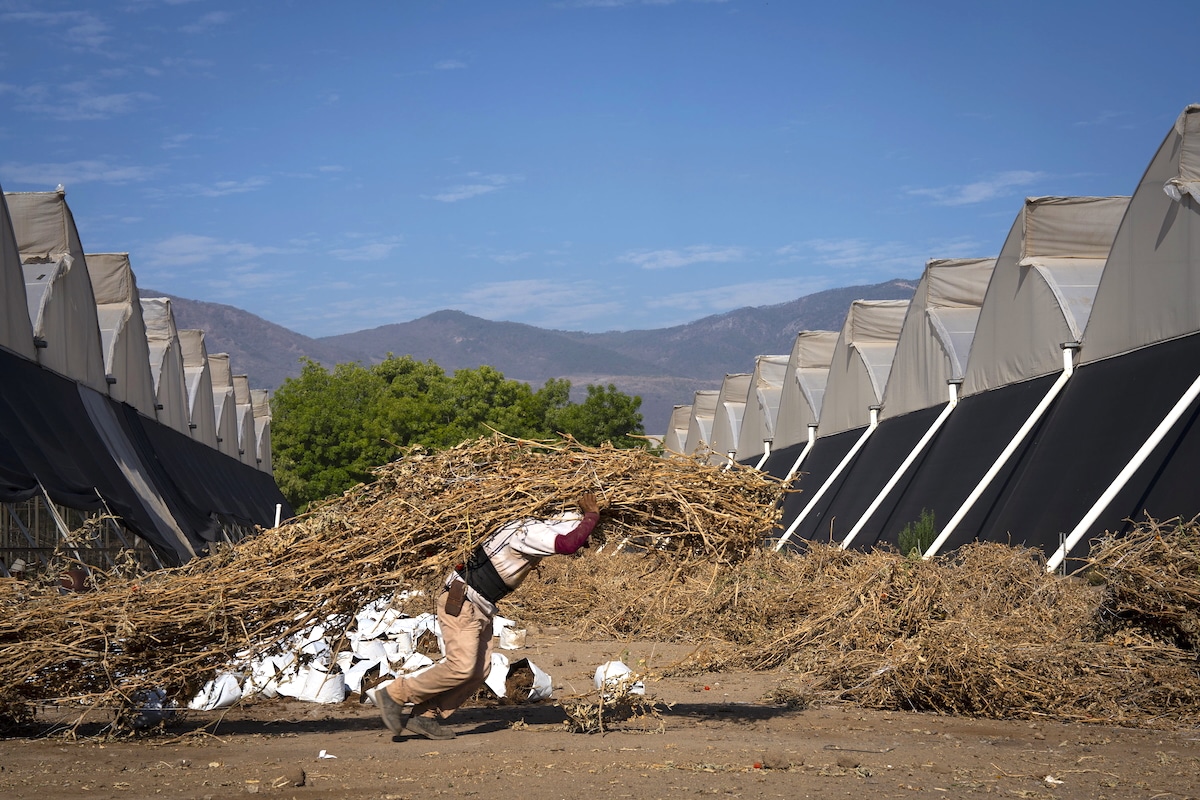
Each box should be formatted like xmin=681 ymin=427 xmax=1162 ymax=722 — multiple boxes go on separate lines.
xmin=2 ymin=436 xmax=1199 ymax=732
xmin=0 ymin=436 xmax=782 ymax=729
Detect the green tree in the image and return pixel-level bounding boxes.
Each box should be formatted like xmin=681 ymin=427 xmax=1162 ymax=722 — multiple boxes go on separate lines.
xmin=271 ymin=359 xmax=647 ymax=510
xmin=271 ymin=359 xmax=392 ymax=508
xmin=549 ymin=382 xmax=645 ymax=448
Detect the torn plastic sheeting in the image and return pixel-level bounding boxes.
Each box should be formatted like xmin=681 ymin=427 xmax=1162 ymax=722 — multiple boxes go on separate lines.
xmin=1164 ymin=179 xmax=1200 ymax=202
xmin=275 ymin=665 xmax=346 ymax=704
xmin=342 ymin=656 xmax=386 ymax=694
xmin=594 ymin=660 xmax=644 ymax=696
xmin=242 ymin=653 xmax=296 ymax=699
xmin=188 ymin=671 xmax=243 ymax=710
xmin=499 ymin=627 xmax=527 ymax=650
xmin=350 ymin=637 xmax=388 ymax=663
xmin=484 ymin=653 xmax=553 ymax=701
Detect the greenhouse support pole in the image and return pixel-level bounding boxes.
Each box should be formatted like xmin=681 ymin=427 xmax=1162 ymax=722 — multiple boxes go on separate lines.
xmin=775 ymin=408 xmax=879 ymax=552
xmin=924 ymin=344 xmax=1078 ymax=559
xmin=1045 ymin=370 xmax=1200 ymax=573
xmin=841 ymin=381 xmax=960 ymax=550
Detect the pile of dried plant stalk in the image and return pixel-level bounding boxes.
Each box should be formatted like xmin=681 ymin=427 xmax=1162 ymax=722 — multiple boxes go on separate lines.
xmin=559 ymin=673 xmax=662 ymax=734
xmin=511 ymin=518 xmax=1200 ymax=726
xmin=0 ymin=435 xmax=783 ymax=729
xmin=3 ymin=432 xmax=1199 ymax=732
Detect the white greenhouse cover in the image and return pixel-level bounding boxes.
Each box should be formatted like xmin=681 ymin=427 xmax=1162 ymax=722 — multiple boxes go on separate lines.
xmin=207 ymin=353 xmax=242 ymax=461
xmin=683 ymin=390 xmax=720 ymax=456
xmin=0 ymin=191 xmax=34 ymax=358
xmin=6 ymin=190 xmax=108 ymax=393
xmin=141 ymin=297 xmax=192 ymax=435
xmin=251 ymin=388 xmax=273 ymax=474
xmin=772 ymin=330 xmax=839 ymax=449
xmin=964 ymin=196 xmax=1128 ymax=396
xmin=708 ymin=373 xmax=753 ymax=465
xmin=232 ymin=375 xmax=258 ymax=467
xmin=85 ymin=253 xmax=158 ymax=417
xmin=736 ymin=354 xmax=790 ymax=461
xmin=1083 ymin=105 xmax=1200 ymax=363
xmin=178 ymin=329 xmax=219 ymax=448
xmin=818 ymin=300 xmax=909 ymax=437
xmin=662 ymin=404 xmax=692 ymax=454
xmin=881 ymin=258 xmax=995 ymax=420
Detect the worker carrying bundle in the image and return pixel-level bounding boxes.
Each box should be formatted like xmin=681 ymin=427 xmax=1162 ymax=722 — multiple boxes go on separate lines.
xmin=378 ymin=492 xmax=602 ymax=741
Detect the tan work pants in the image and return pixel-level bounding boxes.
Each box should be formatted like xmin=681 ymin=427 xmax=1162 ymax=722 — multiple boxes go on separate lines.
xmin=385 ymin=589 xmax=493 ymax=719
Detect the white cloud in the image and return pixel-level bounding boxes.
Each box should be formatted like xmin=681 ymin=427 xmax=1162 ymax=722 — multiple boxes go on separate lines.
xmin=1 ymin=9 xmax=111 ymax=51
xmin=141 ymin=234 xmax=291 ymax=268
xmin=179 ymin=10 xmax=232 ymax=34
xmin=774 ymin=235 xmax=986 ymax=278
xmin=480 ymin=251 xmax=532 ymax=265
xmin=435 ymin=59 xmax=467 ymax=70
xmin=4 ymin=78 xmax=157 ymax=121
xmin=619 ymin=244 xmax=745 ymax=270
xmin=162 ymin=133 xmax=195 ymax=149
xmin=649 ymin=277 xmax=833 ymax=315
xmin=432 ymin=172 xmax=521 ymax=203
xmin=328 ymin=237 xmax=403 ymax=262
xmin=461 ymin=279 xmax=583 ymax=309
xmin=907 ymin=170 xmax=1046 ymax=206
xmin=0 ymin=159 xmax=158 ymax=186
xmin=179 ymin=176 xmax=270 ymax=197
xmin=1074 ymin=110 xmax=1124 ymax=128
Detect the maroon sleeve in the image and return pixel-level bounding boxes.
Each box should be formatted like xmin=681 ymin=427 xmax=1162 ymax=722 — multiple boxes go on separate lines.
xmin=553 ymin=511 xmax=600 ymax=555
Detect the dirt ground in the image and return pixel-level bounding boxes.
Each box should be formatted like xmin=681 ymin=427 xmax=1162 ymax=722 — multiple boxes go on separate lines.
xmin=2 ymin=633 xmax=1197 ymax=800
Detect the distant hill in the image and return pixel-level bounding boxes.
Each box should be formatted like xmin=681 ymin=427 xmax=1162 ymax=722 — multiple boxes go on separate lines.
xmin=143 ymin=291 xmax=369 ymax=391
xmin=156 ymin=277 xmax=918 ymax=433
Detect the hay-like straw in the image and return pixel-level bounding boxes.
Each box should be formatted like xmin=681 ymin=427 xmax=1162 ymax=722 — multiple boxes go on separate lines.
xmin=513 ymin=532 xmax=1200 ymax=726
xmin=4 ymin=435 xmax=1199 ymax=733
xmin=0 ymin=435 xmax=783 ymax=730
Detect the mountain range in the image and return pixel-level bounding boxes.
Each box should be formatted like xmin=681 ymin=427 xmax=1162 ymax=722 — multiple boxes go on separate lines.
xmin=153 ymin=277 xmax=918 ymax=433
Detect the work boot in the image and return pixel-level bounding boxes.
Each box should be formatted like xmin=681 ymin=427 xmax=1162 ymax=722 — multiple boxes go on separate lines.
xmin=377 ymin=689 xmax=412 ymax=735
xmin=407 ymin=713 xmax=456 ymax=740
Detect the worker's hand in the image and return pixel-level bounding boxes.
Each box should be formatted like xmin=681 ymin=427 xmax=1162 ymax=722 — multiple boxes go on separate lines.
xmin=578 ymin=491 xmax=601 ymax=515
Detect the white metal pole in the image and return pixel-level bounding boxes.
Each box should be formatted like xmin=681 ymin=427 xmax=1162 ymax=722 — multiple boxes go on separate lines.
xmin=274 ymin=503 xmax=282 ymax=528
xmin=1045 ymin=371 xmax=1200 ymax=573
xmin=841 ymin=381 xmax=960 ymax=550
xmin=784 ymin=424 xmax=820 ymax=482
xmin=924 ymin=344 xmax=1078 ymax=559
xmin=753 ymin=440 xmax=772 ymax=471
xmin=775 ymin=408 xmax=879 ymax=552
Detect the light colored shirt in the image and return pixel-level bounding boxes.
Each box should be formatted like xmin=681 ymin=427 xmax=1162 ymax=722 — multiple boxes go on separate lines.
xmin=446 ymin=513 xmax=585 ymax=617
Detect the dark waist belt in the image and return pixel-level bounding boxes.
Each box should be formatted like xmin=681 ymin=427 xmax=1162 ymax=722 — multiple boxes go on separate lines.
xmin=455 ymin=544 xmax=510 ymax=604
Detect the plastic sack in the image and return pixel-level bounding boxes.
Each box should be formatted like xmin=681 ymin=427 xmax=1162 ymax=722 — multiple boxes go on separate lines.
xmin=189 ymin=671 xmax=243 ymax=710
xmin=594 ymin=660 xmax=644 ymax=696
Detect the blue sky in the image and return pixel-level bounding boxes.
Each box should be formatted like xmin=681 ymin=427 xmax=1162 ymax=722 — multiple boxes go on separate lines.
xmin=1 ymin=1 xmax=1196 ymax=338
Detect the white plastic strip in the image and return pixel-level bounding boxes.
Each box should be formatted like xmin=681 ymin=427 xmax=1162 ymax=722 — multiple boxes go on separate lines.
xmin=784 ymin=425 xmax=819 ymax=482
xmin=840 ymin=383 xmax=960 ymax=550
xmin=775 ymin=410 xmax=879 ymax=552
xmin=924 ymin=347 xmax=1077 ymax=559
xmin=1045 ymin=371 xmax=1200 ymax=573
xmin=753 ymin=440 xmax=772 ymax=471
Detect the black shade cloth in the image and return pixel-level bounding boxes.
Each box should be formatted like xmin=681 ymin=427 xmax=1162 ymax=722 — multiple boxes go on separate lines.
xmin=978 ymin=332 xmax=1200 ymax=559
xmin=0 ymin=346 xmax=292 ymax=565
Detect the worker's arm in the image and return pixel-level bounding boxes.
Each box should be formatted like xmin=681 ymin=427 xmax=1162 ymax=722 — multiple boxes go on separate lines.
xmin=554 ymin=492 xmax=601 ymax=554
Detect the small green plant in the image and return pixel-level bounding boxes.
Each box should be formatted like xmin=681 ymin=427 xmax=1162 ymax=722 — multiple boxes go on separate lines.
xmin=898 ymin=508 xmax=936 ymax=558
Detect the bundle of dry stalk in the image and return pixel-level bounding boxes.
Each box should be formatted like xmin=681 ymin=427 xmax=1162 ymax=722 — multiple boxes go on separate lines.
xmin=0 ymin=435 xmax=783 ymax=729
xmin=1085 ymin=517 xmax=1200 ymax=650
xmin=513 ymin=525 xmax=1200 ymax=725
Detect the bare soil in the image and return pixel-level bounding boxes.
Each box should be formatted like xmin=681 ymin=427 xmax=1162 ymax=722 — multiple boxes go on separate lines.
xmin=2 ymin=635 xmax=1197 ymax=800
